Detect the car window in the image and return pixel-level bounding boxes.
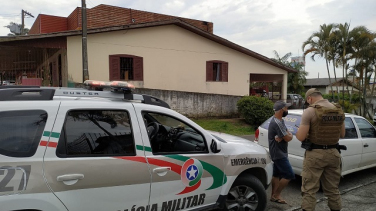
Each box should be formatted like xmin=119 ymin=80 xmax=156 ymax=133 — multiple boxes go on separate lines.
xmin=260 ymin=117 xmax=272 ymax=130
xmin=260 ymin=114 xmax=301 ymax=135
xmin=142 ymin=112 xmax=208 ymax=154
xmin=344 ymin=117 xmax=358 ymax=139
xmin=354 ymin=118 xmax=376 ymax=138
xmin=57 ymin=110 xmax=135 ymax=157
xmin=0 ymin=110 xmax=47 ymax=157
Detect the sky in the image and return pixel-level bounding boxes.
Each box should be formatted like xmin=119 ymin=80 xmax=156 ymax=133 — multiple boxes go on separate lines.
xmin=0 ymin=0 xmax=375 ymax=79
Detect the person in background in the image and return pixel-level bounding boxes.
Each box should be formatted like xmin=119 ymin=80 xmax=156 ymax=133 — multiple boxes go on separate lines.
xmin=268 ymin=101 xmax=294 ymax=204
xmin=296 ymin=88 xmax=345 ymax=211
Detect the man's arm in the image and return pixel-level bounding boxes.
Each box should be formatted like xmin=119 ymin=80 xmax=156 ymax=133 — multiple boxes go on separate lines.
xmin=282 ymin=131 xmax=293 ymax=142
xmin=296 ymin=124 xmax=310 ymax=142
xmin=296 ymin=108 xmax=314 ymax=142
xmin=340 ymin=122 xmax=345 ymax=138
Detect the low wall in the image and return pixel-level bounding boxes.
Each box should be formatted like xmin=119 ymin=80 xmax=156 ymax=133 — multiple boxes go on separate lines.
xmin=135 ymin=88 xmax=242 ymax=118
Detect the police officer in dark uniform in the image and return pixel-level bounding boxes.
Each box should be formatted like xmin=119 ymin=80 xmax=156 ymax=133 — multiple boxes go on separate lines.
xmin=296 ymin=88 xmax=345 ymax=211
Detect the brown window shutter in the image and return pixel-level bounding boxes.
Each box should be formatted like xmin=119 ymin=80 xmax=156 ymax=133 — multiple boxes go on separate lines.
xmin=206 ymin=61 xmax=213 ymax=81
xmin=133 ymin=56 xmax=143 ymax=81
xmin=222 ymin=62 xmax=228 ymax=82
xmin=109 ymin=55 xmax=120 ymax=81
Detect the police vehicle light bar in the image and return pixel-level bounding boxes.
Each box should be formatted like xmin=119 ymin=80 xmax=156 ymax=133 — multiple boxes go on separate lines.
xmin=0 ymin=81 xmax=170 ymax=109
xmin=84 ymin=80 xmax=135 ymax=93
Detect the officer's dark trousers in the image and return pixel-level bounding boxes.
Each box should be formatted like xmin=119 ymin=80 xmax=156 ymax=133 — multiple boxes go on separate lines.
xmin=301 ymin=148 xmax=342 ymax=211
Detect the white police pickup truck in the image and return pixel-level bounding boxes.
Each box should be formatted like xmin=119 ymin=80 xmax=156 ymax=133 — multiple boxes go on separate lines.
xmin=0 ymin=80 xmax=272 ymax=211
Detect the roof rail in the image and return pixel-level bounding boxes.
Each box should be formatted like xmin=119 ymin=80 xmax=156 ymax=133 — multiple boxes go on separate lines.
xmin=0 ymin=86 xmax=170 ymax=109
xmin=0 ymin=88 xmax=55 ymax=101
xmin=0 ymin=85 xmax=40 ymax=89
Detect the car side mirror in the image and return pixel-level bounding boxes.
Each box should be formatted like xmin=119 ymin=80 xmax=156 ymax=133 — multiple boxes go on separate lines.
xmin=210 ymin=139 xmax=221 ymax=153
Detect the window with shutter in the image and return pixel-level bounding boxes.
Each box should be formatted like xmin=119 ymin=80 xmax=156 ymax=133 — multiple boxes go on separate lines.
xmin=109 ymin=55 xmax=120 ymax=81
xmin=222 ymin=62 xmax=228 ymax=82
xmin=206 ymin=61 xmax=213 ymax=82
xmin=133 ymin=56 xmax=143 ymax=81
xmin=109 ymin=54 xmax=143 ymax=81
xmin=206 ymin=60 xmax=228 ymax=82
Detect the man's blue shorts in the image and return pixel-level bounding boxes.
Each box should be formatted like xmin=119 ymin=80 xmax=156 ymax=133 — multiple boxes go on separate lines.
xmin=273 ymin=157 xmax=295 ymax=180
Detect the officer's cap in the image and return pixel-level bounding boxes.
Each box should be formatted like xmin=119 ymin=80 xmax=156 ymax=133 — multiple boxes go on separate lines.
xmin=305 ymin=88 xmax=322 ymax=100
xmin=273 ymin=101 xmax=291 ymax=111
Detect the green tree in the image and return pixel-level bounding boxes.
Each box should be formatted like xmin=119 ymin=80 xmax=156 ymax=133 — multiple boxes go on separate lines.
xmin=302 ymin=24 xmax=337 ymax=98
xmin=334 ymin=23 xmax=352 ymax=101
xmin=350 ymin=26 xmax=375 ymax=117
xmin=237 ymin=96 xmax=274 ymax=126
xmin=271 ymin=50 xmax=308 ymax=94
xmin=302 ymin=23 xmax=376 ymax=117
xmin=272 ymin=50 xmax=291 ymax=66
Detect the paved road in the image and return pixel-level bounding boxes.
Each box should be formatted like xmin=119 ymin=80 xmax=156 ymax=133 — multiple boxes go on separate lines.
xmin=240 ymin=134 xmax=376 ymax=211
xmin=265 ymin=168 xmax=376 ymax=211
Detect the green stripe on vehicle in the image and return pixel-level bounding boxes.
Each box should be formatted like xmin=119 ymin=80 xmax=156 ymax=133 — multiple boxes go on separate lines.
xmin=166 ymin=154 xmax=227 ymax=190
xmin=43 ymin=131 xmax=60 ymax=138
xmin=136 ymin=145 xmax=152 ymax=152
xmin=135 ymin=146 xmax=227 ymax=190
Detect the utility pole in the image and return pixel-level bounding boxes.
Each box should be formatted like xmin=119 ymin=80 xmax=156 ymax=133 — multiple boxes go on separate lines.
xmin=82 ymin=0 xmax=89 ymax=82
xmin=21 ymin=10 xmax=34 ymax=35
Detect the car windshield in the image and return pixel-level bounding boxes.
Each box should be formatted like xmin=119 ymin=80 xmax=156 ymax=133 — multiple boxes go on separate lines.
xmin=260 ymin=114 xmax=302 ymax=135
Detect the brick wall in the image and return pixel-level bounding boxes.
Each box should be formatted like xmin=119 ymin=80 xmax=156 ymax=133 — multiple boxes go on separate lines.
xmin=67 ymin=8 xmax=80 ymax=30
xmin=29 ymin=15 xmax=41 ymax=34
xmin=29 ymin=14 xmax=68 ymax=35
xmin=30 ymin=4 xmax=213 ymax=34
xmin=41 ymin=15 xmax=68 ymax=34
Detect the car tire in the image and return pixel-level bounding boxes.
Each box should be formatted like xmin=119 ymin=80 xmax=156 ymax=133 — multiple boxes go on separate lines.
xmin=224 ymin=175 xmax=267 ymax=211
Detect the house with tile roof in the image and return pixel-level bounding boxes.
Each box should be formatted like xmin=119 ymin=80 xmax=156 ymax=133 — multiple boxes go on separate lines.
xmin=0 ymin=4 xmax=295 ymax=98
xmin=304 ymin=78 xmax=359 ymax=94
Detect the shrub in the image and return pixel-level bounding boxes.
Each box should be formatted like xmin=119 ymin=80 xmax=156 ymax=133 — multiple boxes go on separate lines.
xmin=237 ymin=96 xmax=274 ymax=126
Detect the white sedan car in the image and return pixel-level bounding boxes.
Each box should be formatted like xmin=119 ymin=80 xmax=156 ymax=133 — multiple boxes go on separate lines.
xmin=255 ymin=109 xmax=376 ymax=176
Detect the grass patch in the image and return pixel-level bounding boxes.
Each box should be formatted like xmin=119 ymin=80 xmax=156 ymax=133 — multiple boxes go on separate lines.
xmin=192 ymin=118 xmax=255 ymax=136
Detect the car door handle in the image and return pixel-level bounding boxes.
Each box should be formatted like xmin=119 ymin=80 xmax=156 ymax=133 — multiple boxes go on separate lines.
xmin=364 ymin=143 xmax=369 ymax=147
xmin=153 ymin=167 xmax=171 ymax=176
xmin=57 ymin=174 xmax=84 ymax=185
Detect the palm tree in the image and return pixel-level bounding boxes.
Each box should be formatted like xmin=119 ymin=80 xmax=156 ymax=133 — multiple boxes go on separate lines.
xmin=369 ymin=41 xmax=376 ymax=115
xmin=272 ymin=50 xmax=292 ymax=66
xmin=334 ymin=23 xmax=352 ymax=101
xmin=288 ymin=62 xmax=308 ymax=93
xmin=327 ymin=30 xmax=340 ymax=100
xmin=271 ymin=50 xmax=308 ymax=94
xmin=302 ymin=24 xmax=336 ymax=100
xmin=350 ymin=26 xmax=375 ymax=117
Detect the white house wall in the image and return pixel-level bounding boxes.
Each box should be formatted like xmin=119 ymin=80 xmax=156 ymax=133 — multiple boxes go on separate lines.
xmin=67 ymin=25 xmax=287 ymax=96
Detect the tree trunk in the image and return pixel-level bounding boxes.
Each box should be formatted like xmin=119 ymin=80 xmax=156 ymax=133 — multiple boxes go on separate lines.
xmin=332 ymin=60 xmax=339 ymax=102
xmin=342 ymin=59 xmax=345 ymax=102
xmin=370 ymin=66 xmax=376 ymax=116
xmin=349 ymin=57 xmax=358 ymax=104
xmin=325 ymin=57 xmax=334 ymax=100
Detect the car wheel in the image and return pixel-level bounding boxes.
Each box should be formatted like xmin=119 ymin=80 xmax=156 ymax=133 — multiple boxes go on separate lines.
xmin=224 ymin=175 xmax=267 ymax=211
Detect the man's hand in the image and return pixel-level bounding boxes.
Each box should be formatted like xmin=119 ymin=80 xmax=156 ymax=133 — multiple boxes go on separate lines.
xmin=296 ymin=124 xmax=310 ymax=142
xmin=275 ymin=136 xmax=283 ymax=143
